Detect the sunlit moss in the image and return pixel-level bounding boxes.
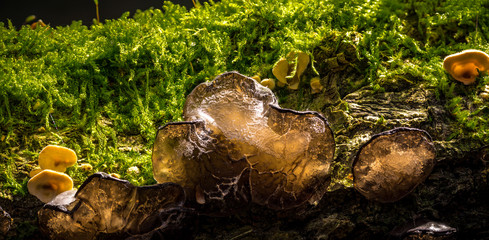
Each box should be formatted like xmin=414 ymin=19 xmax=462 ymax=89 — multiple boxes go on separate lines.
xmin=1 ymin=0 xmax=489 ymax=199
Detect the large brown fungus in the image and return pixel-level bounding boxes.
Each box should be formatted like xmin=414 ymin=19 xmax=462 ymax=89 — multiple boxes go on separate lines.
xmin=38 ymin=172 xmax=189 ymax=240
xmin=352 ymin=128 xmax=436 ymax=203
xmin=152 ymin=72 xmax=335 ymax=213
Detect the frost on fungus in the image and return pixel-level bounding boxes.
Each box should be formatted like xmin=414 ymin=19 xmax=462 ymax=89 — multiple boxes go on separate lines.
xmin=38 ymin=173 xmax=189 ymax=240
xmin=152 ymin=72 xmax=335 ymax=213
xmin=352 ymin=128 xmax=436 ymax=203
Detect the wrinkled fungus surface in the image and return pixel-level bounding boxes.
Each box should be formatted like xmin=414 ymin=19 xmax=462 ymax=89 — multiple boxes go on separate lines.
xmin=152 ymin=72 xmax=335 ymax=212
xmin=38 ymin=172 xmax=188 ymax=240
xmin=352 ymin=128 xmax=436 ymax=203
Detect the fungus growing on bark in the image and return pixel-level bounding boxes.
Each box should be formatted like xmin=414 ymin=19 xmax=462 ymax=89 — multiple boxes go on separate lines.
xmin=27 ymin=169 xmax=74 ymax=203
xmin=272 ymin=58 xmax=289 ymax=85
xmin=38 ymin=145 xmax=77 ymax=172
xmin=152 ymin=72 xmax=335 ymax=213
xmin=38 ymin=172 xmax=190 ymax=240
xmin=352 ymin=128 xmax=436 ymax=203
xmin=310 ymin=77 xmax=323 ymax=94
xmin=443 ymin=49 xmax=489 ymax=85
xmin=272 ymin=51 xmax=310 ymax=90
xmin=288 ymin=51 xmax=310 ymax=90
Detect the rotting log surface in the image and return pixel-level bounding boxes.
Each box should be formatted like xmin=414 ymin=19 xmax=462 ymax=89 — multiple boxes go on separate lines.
xmin=1 ymin=76 xmax=488 ymax=239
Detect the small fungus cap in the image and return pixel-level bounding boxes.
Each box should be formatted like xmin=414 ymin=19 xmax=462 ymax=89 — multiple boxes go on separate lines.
xmin=28 ymin=169 xmax=73 ymax=203
xmin=260 ymin=78 xmax=276 ymax=90
xmin=38 ymin=145 xmax=77 ymax=172
xmin=443 ymin=49 xmax=489 ymax=85
xmin=310 ymin=77 xmax=323 ymax=94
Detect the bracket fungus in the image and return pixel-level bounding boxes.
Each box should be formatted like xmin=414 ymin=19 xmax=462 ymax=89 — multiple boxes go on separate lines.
xmin=152 ymin=72 xmax=335 ymax=213
xmin=38 ymin=172 xmax=189 ymax=240
xmin=38 ymin=145 xmax=77 ymax=172
xmin=352 ymin=128 xmax=436 ymax=203
xmin=443 ymin=49 xmax=489 ymax=85
xmin=27 ymin=169 xmax=74 ymax=203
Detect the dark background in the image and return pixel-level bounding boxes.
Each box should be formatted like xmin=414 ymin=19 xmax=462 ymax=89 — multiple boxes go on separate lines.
xmin=0 ymin=0 xmax=207 ymax=28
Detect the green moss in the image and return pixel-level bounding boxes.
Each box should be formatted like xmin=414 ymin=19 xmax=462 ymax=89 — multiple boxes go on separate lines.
xmin=1 ymin=0 xmax=489 ymax=200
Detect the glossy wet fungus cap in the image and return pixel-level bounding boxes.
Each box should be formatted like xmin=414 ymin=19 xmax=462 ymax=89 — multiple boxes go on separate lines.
xmin=152 ymin=72 xmax=335 ymax=213
xmin=352 ymin=128 xmax=436 ymax=203
xmin=38 ymin=172 xmax=188 ymax=240
xmin=38 ymin=145 xmax=77 ymax=172
xmin=443 ymin=49 xmax=489 ymax=85
xmin=27 ymin=169 xmax=74 ymax=203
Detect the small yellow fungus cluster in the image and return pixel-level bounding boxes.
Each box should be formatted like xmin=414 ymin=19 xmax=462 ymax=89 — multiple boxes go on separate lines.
xmin=272 ymin=51 xmax=310 ymax=90
xmin=252 ymin=75 xmax=276 ymax=90
xmin=27 ymin=145 xmax=77 ymax=203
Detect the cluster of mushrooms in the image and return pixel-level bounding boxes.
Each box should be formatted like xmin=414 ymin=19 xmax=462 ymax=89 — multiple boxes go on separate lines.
xmin=28 ymin=145 xmax=77 ymax=203
xmin=252 ymin=51 xmax=324 ymax=93
xmin=30 ymin=48 xmax=489 ymax=239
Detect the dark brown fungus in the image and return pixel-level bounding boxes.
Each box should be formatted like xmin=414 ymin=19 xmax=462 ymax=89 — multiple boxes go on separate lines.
xmin=38 ymin=172 xmax=189 ymax=240
xmin=0 ymin=206 xmax=12 ymax=235
xmin=152 ymin=72 xmax=335 ymax=213
xmin=352 ymin=128 xmax=436 ymax=203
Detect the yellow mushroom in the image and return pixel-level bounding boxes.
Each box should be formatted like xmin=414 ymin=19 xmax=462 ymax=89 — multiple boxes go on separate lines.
xmin=272 ymin=58 xmax=289 ymax=85
xmin=251 ymin=75 xmax=261 ymax=82
xmin=260 ymin=78 xmax=276 ymax=90
xmin=443 ymin=49 xmax=489 ymax=85
xmin=310 ymin=77 xmax=323 ymax=94
xmin=27 ymin=170 xmax=73 ymax=203
xmin=38 ymin=145 xmax=77 ymax=172
xmin=79 ymin=163 xmax=93 ymax=172
xmin=295 ymin=52 xmax=310 ymax=79
xmin=110 ymin=173 xmax=121 ymax=179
